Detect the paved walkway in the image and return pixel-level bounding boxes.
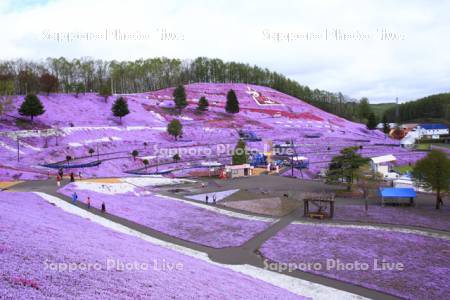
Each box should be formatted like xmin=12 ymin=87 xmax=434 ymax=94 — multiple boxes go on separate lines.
xmin=12 ymin=178 xmax=446 ymax=300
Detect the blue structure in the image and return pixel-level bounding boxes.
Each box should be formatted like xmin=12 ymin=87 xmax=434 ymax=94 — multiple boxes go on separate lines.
xmin=418 ymin=123 xmax=448 ymax=130
xmin=238 ymin=130 xmax=262 ymax=141
xmin=250 ymin=153 xmax=267 ymax=167
xmin=292 ymin=156 xmax=309 ymax=169
xmin=379 ymin=188 xmax=416 ymax=206
xmin=41 ymin=161 xmax=101 ymax=169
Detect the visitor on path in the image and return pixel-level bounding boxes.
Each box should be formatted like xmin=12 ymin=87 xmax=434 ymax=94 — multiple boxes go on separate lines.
xmin=56 ymin=175 xmax=61 ymax=187
xmin=78 ymin=171 xmax=82 ymax=179
xmin=58 ymin=168 xmax=63 ymax=179
xmin=213 ymin=194 xmax=217 ymax=205
xmin=71 ymin=192 xmax=78 ymax=203
xmin=205 ymin=195 xmax=209 ymax=204
xmin=101 ymin=202 xmax=106 ymax=213
xmin=86 ymin=196 xmax=91 ymax=209
xmin=70 ymin=172 xmax=75 ymax=182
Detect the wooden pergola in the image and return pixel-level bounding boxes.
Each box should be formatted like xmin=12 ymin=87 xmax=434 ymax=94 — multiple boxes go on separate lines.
xmin=303 ymin=193 xmax=335 ymax=219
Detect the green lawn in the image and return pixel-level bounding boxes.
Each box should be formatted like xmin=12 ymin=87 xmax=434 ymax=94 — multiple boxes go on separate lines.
xmin=416 ymin=143 xmax=450 ymax=150
xmin=393 ymin=165 xmax=413 ymax=174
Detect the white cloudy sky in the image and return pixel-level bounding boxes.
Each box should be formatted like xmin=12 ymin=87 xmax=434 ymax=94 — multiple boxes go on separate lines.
xmin=0 ymin=0 xmax=449 ymax=103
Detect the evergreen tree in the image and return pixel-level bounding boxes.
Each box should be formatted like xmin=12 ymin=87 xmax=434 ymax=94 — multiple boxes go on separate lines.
xmin=167 ymin=119 xmax=183 ymax=140
xmin=382 ymin=114 xmax=390 ymax=134
xmin=232 ymin=139 xmax=248 ymax=165
xmin=88 ymin=148 xmax=95 ymax=157
xmin=226 ymin=89 xmax=239 ymax=114
xmin=112 ymin=97 xmax=130 ymax=124
xmin=412 ymin=150 xmax=450 ymax=209
xmin=366 ymin=112 xmax=377 ymax=130
xmin=18 ymin=94 xmax=45 ymax=122
xmin=173 ymin=85 xmax=187 ymax=111
xmin=131 ymin=150 xmax=139 ymax=161
xmin=143 ymin=159 xmax=149 ymax=171
xmin=197 ymin=96 xmax=209 ymax=112
xmin=326 ymin=146 xmax=369 ymax=191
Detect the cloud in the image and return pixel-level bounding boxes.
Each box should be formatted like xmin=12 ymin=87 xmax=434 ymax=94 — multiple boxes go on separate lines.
xmin=0 ymin=0 xmax=449 ymax=103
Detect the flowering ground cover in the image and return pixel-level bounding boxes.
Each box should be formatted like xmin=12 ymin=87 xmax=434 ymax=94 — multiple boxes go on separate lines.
xmin=260 ymin=223 xmax=450 ymax=300
xmin=0 ymin=191 xmax=305 ymax=299
xmin=0 ymin=83 xmax=429 ymax=180
xmin=334 ymin=204 xmax=450 ymax=232
xmin=59 ymin=182 xmax=271 ymax=248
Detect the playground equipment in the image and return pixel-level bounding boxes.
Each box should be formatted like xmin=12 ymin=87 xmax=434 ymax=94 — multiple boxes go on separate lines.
xmin=292 ymin=156 xmax=309 ymax=169
xmin=249 ymin=153 xmax=267 ymax=167
xmin=41 ymin=161 xmax=101 ymax=169
xmin=238 ymin=130 xmax=262 ymax=141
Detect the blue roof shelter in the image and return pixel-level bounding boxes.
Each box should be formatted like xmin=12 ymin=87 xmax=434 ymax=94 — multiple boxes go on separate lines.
xmin=419 ymin=123 xmax=448 ymax=130
xmin=379 ymin=188 xmax=416 ymax=206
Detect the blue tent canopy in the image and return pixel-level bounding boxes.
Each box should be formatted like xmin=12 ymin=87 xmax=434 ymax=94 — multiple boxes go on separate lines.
xmin=379 ymin=188 xmax=416 ymax=198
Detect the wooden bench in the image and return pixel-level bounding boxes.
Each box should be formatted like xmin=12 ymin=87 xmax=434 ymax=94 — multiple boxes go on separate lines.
xmin=309 ymin=213 xmax=325 ymax=220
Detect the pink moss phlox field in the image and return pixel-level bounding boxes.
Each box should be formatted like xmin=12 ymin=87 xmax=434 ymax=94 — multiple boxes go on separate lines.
xmin=260 ymin=224 xmax=450 ymax=300
xmin=334 ymin=204 xmax=450 ymax=232
xmin=0 ymin=83 xmax=429 ymax=180
xmin=0 ymin=192 xmax=305 ymax=299
xmin=59 ymin=184 xmax=271 ymax=248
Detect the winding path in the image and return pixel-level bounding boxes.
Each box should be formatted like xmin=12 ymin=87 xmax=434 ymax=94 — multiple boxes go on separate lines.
xmin=9 ymin=179 xmax=449 ymax=300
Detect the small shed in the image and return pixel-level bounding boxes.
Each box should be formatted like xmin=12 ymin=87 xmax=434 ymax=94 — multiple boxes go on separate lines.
xmin=370 ymin=154 xmax=396 ymax=174
xmin=224 ymin=164 xmax=254 ymax=178
xmin=303 ymin=194 xmax=335 ymax=219
xmin=379 ymin=188 xmax=416 ymax=206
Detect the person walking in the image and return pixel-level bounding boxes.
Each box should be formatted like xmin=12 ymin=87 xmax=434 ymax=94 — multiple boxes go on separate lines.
xmin=71 ymin=192 xmax=78 ymax=203
xmin=86 ymin=196 xmax=91 ymax=209
xmin=56 ymin=175 xmax=61 ymax=187
xmin=205 ymin=194 xmax=209 ymax=204
xmin=78 ymin=171 xmax=82 ymax=180
xmin=101 ymin=202 xmax=106 ymax=213
xmin=213 ymin=194 xmax=217 ymax=205
xmin=70 ymin=172 xmax=75 ymax=182
xmin=58 ymin=168 xmax=63 ymax=179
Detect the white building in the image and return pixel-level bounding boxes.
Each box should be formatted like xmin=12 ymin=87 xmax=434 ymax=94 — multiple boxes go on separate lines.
xmin=224 ymin=164 xmax=253 ymax=178
xmin=415 ymin=124 xmax=449 ymax=139
xmin=370 ymin=154 xmax=396 ymax=175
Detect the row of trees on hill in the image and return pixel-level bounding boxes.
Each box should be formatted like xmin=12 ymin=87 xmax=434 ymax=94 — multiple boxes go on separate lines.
xmin=172 ymin=84 xmax=239 ymax=114
xmin=15 ymin=93 xmax=131 ymax=125
xmin=384 ymin=93 xmax=450 ymax=123
xmin=0 ymin=57 xmax=373 ymax=121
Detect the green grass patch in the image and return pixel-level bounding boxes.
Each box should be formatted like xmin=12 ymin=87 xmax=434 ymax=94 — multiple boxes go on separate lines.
xmin=393 ymin=165 xmax=413 ymax=174
xmin=416 ymin=143 xmax=450 ymax=150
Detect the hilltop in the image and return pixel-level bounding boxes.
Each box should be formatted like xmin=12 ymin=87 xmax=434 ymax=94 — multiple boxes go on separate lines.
xmin=0 ymin=83 xmax=422 ymax=180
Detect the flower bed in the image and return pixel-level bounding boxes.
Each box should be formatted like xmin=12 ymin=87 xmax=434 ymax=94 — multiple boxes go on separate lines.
xmin=59 ymin=183 xmax=271 ymax=248
xmin=334 ymin=204 xmax=450 ymax=232
xmin=260 ymin=223 xmax=450 ymax=299
xmin=0 ymin=192 xmax=303 ymax=299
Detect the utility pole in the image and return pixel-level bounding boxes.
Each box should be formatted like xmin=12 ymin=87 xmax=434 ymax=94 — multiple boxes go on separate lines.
xmin=156 ymin=152 xmax=159 ymax=172
xmin=395 ymin=97 xmax=399 ymax=124
xmin=96 ymin=143 xmax=100 ymax=162
xmin=16 ymin=136 xmax=20 ymax=162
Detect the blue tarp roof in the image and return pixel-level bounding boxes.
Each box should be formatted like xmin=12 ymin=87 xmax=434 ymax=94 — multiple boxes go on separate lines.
xmin=379 ymin=188 xmax=416 ymax=198
xmin=419 ymin=123 xmax=448 ymax=130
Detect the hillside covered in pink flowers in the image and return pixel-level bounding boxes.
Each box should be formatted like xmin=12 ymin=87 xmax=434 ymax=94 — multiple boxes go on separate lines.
xmin=0 ymin=83 xmax=424 ymax=180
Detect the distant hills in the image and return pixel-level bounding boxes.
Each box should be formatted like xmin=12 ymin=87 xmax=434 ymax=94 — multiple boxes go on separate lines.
xmin=370 ymin=93 xmax=450 ymax=124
